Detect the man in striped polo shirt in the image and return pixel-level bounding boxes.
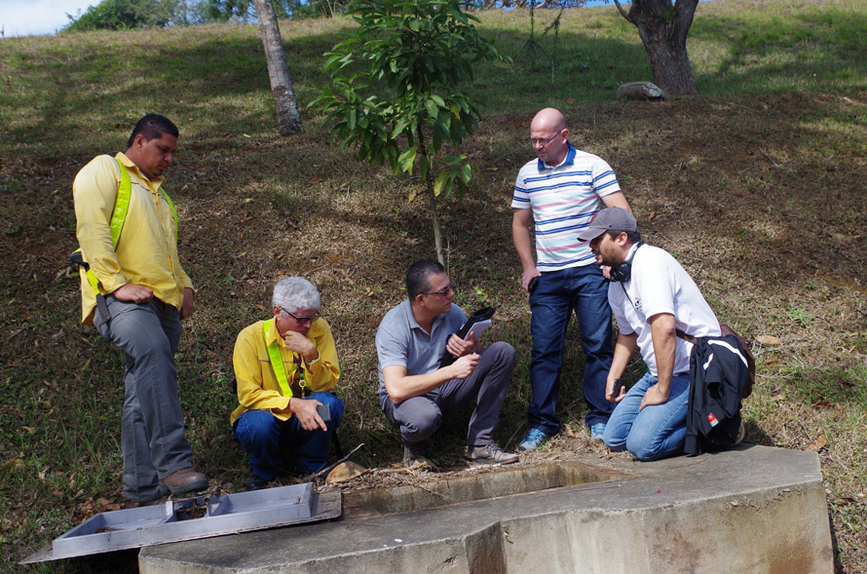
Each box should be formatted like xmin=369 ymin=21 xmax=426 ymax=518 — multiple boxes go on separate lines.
xmin=512 ymin=107 xmax=631 ymax=451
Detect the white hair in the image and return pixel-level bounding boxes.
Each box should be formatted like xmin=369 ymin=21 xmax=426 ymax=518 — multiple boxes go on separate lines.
xmin=272 ymin=277 xmax=320 ymax=314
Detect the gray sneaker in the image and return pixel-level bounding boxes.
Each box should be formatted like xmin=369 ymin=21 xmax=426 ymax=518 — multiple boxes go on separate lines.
xmin=467 ymin=443 xmax=519 ymax=465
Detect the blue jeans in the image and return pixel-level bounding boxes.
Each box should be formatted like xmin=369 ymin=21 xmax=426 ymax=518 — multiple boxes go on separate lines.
xmin=233 ymin=392 xmax=344 ymax=479
xmin=94 ymin=295 xmax=193 ymax=502
xmin=602 ymin=371 xmax=690 ymax=461
xmin=527 ymin=265 xmax=614 ymax=433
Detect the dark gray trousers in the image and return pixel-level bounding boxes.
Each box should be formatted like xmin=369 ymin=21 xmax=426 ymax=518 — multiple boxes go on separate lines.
xmin=381 ymin=341 xmax=516 ymax=447
xmin=95 ymin=295 xmax=194 ymax=502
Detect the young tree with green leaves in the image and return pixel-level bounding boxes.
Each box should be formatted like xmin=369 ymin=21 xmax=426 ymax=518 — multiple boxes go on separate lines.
xmin=312 ymin=0 xmax=507 ymax=265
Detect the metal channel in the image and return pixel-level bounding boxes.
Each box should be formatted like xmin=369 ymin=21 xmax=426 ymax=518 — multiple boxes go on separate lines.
xmin=21 ymin=482 xmax=341 ymax=564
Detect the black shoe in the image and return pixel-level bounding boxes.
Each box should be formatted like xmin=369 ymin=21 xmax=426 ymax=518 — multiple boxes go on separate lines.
xmin=244 ymin=475 xmax=270 ymax=491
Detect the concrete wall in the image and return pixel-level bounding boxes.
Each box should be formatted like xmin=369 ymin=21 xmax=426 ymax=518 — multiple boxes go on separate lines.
xmin=140 ymin=446 xmax=834 ymax=574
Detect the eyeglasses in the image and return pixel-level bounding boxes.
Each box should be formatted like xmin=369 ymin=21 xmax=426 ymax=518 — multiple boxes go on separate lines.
xmin=421 ymin=282 xmax=453 ymax=297
xmin=528 ymin=128 xmax=564 ymax=146
xmin=280 ymin=307 xmax=321 ymax=324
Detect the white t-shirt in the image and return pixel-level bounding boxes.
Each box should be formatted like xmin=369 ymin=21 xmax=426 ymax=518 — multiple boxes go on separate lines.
xmin=608 ymin=244 xmax=720 ymax=376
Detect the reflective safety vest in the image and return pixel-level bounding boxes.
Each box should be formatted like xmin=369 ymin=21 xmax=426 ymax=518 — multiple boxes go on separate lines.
xmin=71 ymin=156 xmax=177 ymax=324
xmin=263 ymin=318 xmax=308 ymax=398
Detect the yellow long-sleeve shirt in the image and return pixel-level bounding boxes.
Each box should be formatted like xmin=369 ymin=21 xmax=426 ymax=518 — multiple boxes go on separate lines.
xmin=73 ymin=153 xmax=193 ymax=323
xmin=230 ymin=318 xmax=340 ymax=425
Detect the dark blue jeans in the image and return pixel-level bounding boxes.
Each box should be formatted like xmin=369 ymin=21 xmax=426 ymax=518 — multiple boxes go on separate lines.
xmin=233 ymin=391 xmax=344 ymax=479
xmin=527 ymin=265 xmax=614 ymax=434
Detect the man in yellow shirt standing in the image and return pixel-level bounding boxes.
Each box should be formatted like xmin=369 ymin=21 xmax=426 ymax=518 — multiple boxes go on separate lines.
xmin=73 ymin=114 xmax=207 ymax=504
xmin=231 ymin=277 xmax=342 ymax=491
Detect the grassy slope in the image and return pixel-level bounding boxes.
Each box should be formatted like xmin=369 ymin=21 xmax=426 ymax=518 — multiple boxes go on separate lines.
xmin=1 ymin=0 xmax=866 ymax=570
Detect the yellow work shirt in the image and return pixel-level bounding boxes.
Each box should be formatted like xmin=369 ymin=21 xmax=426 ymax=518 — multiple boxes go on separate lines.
xmin=73 ymin=152 xmax=193 ymax=322
xmin=230 ymin=318 xmax=340 ymax=425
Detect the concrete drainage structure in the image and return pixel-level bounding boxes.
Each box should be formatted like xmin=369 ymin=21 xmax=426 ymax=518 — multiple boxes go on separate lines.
xmin=140 ymin=445 xmax=833 ymax=573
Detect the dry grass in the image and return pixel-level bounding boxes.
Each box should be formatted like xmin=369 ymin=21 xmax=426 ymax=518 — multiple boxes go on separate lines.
xmin=1 ymin=0 xmax=866 ymax=571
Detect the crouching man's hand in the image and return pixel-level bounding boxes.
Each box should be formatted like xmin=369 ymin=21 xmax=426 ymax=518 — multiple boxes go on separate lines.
xmin=638 ymin=384 xmax=669 ymax=412
xmin=288 ymin=397 xmax=326 ymax=431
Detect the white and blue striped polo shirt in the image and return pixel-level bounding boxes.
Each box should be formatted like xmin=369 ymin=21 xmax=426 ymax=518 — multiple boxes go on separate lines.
xmin=512 ymin=142 xmax=621 ymax=271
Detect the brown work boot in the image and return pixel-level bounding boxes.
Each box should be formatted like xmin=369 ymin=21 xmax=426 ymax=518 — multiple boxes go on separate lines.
xmin=160 ymin=467 xmax=208 ymax=496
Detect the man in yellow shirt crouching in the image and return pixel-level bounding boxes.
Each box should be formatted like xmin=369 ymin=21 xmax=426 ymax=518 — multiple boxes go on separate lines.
xmin=231 ymin=277 xmax=343 ymax=490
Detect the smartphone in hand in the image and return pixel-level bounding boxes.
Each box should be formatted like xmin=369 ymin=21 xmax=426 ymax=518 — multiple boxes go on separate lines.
xmin=612 ymin=378 xmax=626 ymax=398
xmin=528 ymin=276 xmax=539 ymax=294
xmin=316 ymin=403 xmax=331 ymax=425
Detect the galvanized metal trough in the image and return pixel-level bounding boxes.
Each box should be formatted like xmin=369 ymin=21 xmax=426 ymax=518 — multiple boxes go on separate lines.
xmin=20 ymin=482 xmax=341 ymax=564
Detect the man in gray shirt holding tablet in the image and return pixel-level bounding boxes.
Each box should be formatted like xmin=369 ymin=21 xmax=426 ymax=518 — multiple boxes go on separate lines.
xmin=376 ymin=259 xmax=519 ymax=467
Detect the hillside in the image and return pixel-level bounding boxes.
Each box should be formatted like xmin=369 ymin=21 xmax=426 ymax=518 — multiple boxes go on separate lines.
xmin=1 ymin=0 xmax=866 ymax=570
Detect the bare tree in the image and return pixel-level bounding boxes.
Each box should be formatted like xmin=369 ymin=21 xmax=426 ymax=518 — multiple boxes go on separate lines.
xmin=613 ymin=0 xmax=699 ymax=96
xmin=252 ymin=0 xmax=303 ymax=135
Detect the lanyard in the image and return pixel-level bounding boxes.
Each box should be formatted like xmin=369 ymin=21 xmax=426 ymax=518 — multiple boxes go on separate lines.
xmin=263 ymin=319 xmax=308 ymax=398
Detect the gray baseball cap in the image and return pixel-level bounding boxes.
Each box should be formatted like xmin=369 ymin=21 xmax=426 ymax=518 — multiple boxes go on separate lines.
xmin=576 ymin=207 xmax=638 ymax=241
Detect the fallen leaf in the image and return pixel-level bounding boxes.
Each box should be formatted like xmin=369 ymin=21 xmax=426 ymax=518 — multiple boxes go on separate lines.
xmin=755 ymin=335 xmax=782 ymax=347
xmin=806 ymin=434 xmax=827 ymax=452
xmin=310 ymin=177 xmax=324 ymax=183
xmin=771 ymin=393 xmax=786 ymax=401
xmin=326 ymin=461 xmax=369 ymax=484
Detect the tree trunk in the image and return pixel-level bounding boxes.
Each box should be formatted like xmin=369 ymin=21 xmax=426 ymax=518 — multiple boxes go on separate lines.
xmin=425 ymin=171 xmax=445 ymax=267
xmin=253 ymin=0 xmax=303 ymax=135
xmin=417 ymin=129 xmax=445 ymax=266
xmin=614 ymin=0 xmax=699 ymax=96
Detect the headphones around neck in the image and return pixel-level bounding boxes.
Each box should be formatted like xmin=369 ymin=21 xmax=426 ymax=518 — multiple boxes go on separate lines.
xmin=608 ymin=242 xmax=642 ymax=282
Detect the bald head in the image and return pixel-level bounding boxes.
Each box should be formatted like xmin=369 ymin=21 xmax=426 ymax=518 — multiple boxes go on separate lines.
xmin=531 ymin=108 xmax=566 ymax=133
xmin=529 ymin=108 xmax=569 ymax=166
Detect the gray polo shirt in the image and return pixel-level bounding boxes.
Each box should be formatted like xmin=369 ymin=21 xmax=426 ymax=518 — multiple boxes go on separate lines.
xmin=375 ymin=299 xmax=467 ymax=407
